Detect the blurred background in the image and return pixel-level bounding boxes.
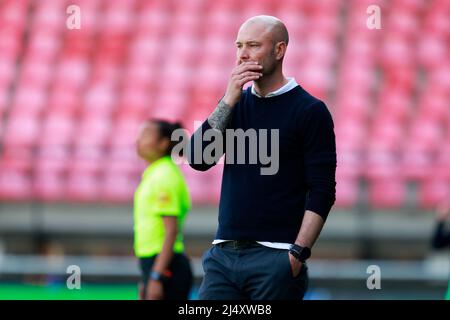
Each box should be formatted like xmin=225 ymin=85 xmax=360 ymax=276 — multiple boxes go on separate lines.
xmin=0 ymin=0 xmax=449 ymax=299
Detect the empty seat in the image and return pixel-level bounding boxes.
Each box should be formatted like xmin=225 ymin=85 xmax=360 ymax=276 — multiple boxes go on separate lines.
xmin=0 ymin=0 xmax=448 ymax=208
xmin=2 ymin=115 xmax=40 ymax=147
xmin=65 ymin=171 xmax=100 ymax=203
xmin=33 ymin=172 xmax=65 ymax=202
xmin=0 ymin=168 xmax=31 ymax=201
xmin=100 ymin=173 xmax=139 ymax=203
xmin=368 ymin=177 xmax=406 ymax=209
xmin=418 ymin=178 xmax=449 ymax=210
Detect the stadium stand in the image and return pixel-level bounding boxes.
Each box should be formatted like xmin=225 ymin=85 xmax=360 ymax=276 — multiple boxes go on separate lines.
xmin=0 ymin=0 xmax=449 ymax=210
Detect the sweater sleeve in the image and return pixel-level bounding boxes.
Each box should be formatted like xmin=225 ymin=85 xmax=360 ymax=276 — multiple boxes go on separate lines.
xmin=301 ymin=101 xmax=337 ymax=221
xmin=187 ymin=119 xmax=226 ymax=172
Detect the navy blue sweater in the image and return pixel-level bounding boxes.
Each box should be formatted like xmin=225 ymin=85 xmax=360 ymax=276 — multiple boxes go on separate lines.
xmin=188 ymin=85 xmax=337 ymax=243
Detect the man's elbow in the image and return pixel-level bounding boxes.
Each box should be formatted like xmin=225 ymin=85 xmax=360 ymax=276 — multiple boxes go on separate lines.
xmin=186 ymin=138 xmax=217 ymax=171
xmin=306 ymin=186 xmax=336 ymax=220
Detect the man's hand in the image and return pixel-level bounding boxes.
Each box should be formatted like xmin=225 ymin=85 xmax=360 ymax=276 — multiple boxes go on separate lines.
xmin=222 ymin=61 xmax=263 ymax=107
xmin=288 ymin=252 xmax=303 ymax=278
xmin=146 ymin=279 xmax=164 ymax=300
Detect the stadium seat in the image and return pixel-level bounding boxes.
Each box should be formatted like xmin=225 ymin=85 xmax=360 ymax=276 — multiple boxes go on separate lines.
xmin=2 ymin=115 xmax=40 ymax=147
xmin=335 ymin=177 xmax=359 ymax=209
xmin=0 ymin=168 xmax=31 ymax=201
xmin=418 ymin=178 xmax=450 ymax=210
xmin=368 ymin=177 xmax=406 ymax=209
xmin=0 ymin=0 xmax=448 ymax=210
xmin=66 ymin=171 xmax=100 ymax=203
xmin=33 ymin=172 xmax=65 ymax=202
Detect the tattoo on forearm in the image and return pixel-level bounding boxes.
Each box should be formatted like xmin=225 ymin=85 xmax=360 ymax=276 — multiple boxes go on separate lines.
xmin=207 ymin=99 xmax=233 ymax=132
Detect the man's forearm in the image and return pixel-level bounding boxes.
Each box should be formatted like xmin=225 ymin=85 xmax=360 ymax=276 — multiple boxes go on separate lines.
xmin=294 ymin=210 xmax=325 ymax=249
xmin=207 ymin=99 xmax=233 ymax=132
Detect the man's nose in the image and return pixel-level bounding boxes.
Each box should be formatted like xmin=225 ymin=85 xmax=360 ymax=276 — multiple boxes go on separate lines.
xmin=238 ymin=48 xmax=250 ymax=62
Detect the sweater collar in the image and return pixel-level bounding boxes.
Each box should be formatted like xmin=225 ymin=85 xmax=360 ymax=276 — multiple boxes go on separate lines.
xmin=251 ymin=77 xmax=298 ymax=98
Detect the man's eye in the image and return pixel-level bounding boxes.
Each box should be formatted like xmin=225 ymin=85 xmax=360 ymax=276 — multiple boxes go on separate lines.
xmin=250 ymin=44 xmax=259 ymax=47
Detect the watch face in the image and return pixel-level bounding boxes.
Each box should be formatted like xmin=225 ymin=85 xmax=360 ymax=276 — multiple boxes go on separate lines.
xmin=290 ymin=245 xmax=311 ymax=261
xmin=150 ymin=272 xmax=162 ymax=281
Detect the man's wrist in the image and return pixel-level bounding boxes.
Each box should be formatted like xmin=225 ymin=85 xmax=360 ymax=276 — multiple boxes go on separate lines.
xmin=207 ymin=99 xmax=234 ymax=132
xmin=150 ymin=271 xmax=165 ymax=282
xmin=221 ymin=95 xmax=236 ymax=107
xmin=289 ymin=244 xmax=311 ymax=262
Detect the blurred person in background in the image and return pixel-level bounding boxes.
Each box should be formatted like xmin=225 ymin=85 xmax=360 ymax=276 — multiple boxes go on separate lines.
xmin=134 ymin=119 xmax=193 ymax=300
xmin=431 ymin=199 xmax=450 ymax=300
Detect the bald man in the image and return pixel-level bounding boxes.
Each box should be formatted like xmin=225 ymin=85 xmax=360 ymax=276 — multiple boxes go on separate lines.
xmin=188 ymin=15 xmax=337 ymax=300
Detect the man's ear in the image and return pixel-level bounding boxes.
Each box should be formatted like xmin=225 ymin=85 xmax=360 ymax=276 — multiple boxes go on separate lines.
xmin=275 ymin=41 xmax=287 ymax=61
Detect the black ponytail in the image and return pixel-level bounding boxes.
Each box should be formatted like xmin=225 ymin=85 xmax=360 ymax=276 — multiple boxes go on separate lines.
xmin=150 ymin=119 xmax=187 ymax=157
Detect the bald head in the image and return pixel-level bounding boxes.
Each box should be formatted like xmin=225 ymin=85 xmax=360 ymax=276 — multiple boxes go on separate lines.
xmin=235 ymin=15 xmax=289 ymax=75
xmin=239 ymin=15 xmax=289 ymax=46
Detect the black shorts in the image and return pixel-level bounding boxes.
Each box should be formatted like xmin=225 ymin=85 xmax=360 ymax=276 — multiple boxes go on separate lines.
xmin=140 ymin=253 xmax=193 ymax=300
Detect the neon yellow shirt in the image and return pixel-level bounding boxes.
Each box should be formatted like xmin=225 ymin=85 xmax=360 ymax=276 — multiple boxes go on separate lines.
xmin=133 ymin=156 xmax=191 ymax=258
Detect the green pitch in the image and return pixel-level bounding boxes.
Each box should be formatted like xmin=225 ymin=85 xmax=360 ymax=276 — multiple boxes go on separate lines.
xmin=0 ymin=283 xmax=138 ymax=300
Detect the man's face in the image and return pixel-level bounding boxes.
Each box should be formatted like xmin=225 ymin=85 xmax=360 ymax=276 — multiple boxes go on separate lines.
xmin=235 ymin=23 xmax=278 ymax=76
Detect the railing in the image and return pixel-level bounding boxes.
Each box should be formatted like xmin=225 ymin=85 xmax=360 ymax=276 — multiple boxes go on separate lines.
xmin=0 ymin=254 xmax=448 ymax=281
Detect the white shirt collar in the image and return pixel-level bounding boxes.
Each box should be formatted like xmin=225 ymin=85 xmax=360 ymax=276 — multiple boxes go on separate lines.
xmin=251 ymin=77 xmax=298 ymax=98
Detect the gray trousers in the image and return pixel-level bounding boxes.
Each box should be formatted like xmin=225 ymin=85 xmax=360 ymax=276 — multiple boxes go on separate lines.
xmin=198 ymin=242 xmax=309 ymax=300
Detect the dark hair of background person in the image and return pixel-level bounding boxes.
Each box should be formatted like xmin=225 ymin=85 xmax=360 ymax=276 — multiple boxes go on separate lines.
xmin=150 ymin=119 xmax=186 ymax=157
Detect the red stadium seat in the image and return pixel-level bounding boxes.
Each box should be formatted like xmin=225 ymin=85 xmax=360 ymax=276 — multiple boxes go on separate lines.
xmin=35 ymin=146 xmax=70 ymax=175
xmin=401 ymin=146 xmax=433 ymax=181
xmin=0 ymin=147 xmax=32 ymax=172
xmin=2 ymin=115 xmax=40 ymax=147
xmin=40 ymin=114 xmax=76 ymax=148
xmin=75 ymin=116 xmax=111 ymax=148
xmin=9 ymin=85 xmax=47 ymax=116
xmin=25 ymin=31 xmax=60 ymax=63
xmin=335 ymin=177 xmax=359 ymax=209
xmin=368 ymin=177 xmax=406 ymax=209
xmin=0 ymin=168 xmax=31 ymax=201
xmin=365 ymin=150 xmax=399 ymax=180
xmin=66 ymin=171 xmax=100 ymax=203
xmin=33 ymin=172 xmax=65 ymax=202
xmin=0 ymin=0 xmax=448 ymax=208
xmin=69 ymin=146 xmax=104 ymax=175
xmin=405 ymin=119 xmax=444 ymax=153
xmin=0 ymin=54 xmax=17 ymax=87
xmin=418 ymin=178 xmax=450 ymax=210
xmin=100 ymin=173 xmax=139 ymax=203
xmin=434 ymin=147 xmax=450 ymax=180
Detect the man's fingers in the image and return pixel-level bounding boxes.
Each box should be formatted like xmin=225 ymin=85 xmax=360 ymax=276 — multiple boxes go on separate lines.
xmin=237 ymin=64 xmax=263 ymax=74
xmin=232 ymin=62 xmax=262 ymax=75
xmin=232 ymin=66 xmax=257 ymax=76
xmin=237 ymin=75 xmax=261 ymax=86
xmin=236 ymin=71 xmax=262 ymax=80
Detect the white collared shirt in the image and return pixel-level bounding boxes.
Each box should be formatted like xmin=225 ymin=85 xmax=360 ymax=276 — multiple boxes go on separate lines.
xmin=213 ymin=77 xmax=298 ymax=251
xmin=250 ymin=77 xmax=298 ymax=98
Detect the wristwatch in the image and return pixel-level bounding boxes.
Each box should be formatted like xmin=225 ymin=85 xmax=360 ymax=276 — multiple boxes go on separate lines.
xmin=150 ymin=271 xmax=165 ymax=282
xmin=288 ymin=244 xmax=311 ymax=262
